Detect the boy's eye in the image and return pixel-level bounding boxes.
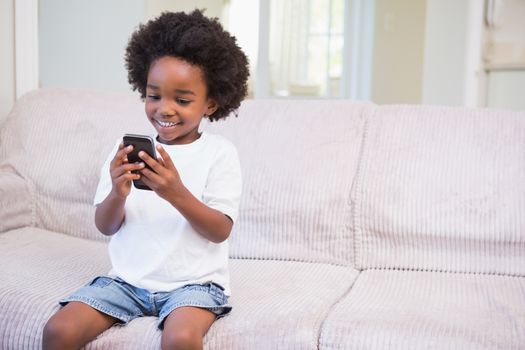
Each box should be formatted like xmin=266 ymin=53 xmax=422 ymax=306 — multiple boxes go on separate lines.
xmin=147 ymin=95 xmax=160 ymax=100
xmin=176 ymin=98 xmax=191 ymax=105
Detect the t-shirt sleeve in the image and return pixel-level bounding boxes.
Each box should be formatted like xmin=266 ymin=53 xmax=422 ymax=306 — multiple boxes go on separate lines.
xmin=93 ymin=139 xmax=121 ymax=206
xmin=202 ymin=142 xmax=242 ymax=223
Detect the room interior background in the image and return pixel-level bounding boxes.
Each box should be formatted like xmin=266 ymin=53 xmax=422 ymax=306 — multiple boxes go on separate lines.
xmin=1 ymin=0 xmax=524 ymax=124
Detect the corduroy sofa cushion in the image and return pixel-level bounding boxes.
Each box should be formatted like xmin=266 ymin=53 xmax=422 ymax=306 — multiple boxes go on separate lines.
xmin=0 ymin=227 xmax=358 ymax=349
xmin=203 ymin=99 xmax=374 ymax=266
xmin=1 ymin=89 xmax=373 ymax=267
xmin=353 ymin=105 xmax=525 ymax=275
xmin=0 ymin=170 xmax=34 ymax=232
xmin=0 ymin=89 xmax=150 ymax=241
xmin=319 ymin=269 xmax=525 ymax=349
xmin=2 ymin=88 xmax=524 ymax=349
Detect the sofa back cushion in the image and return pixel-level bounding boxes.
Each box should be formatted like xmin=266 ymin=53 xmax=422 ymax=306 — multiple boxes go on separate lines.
xmin=354 ymin=105 xmax=525 ymax=275
xmin=0 ymin=88 xmax=150 ymax=241
xmin=203 ymin=99 xmax=372 ymax=265
xmin=0 ymin=170 xmax=34 ymax=232
xmin=2 ymin=89 xmax=372 ymax=266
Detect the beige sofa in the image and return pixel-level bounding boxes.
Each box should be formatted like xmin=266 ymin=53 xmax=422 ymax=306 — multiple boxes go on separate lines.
xmin=1 ymin=88 xmax=524 ymax=349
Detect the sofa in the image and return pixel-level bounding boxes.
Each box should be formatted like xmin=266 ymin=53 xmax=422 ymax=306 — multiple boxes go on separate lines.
xmin=0 ymin=88 xmax=524 ymax=349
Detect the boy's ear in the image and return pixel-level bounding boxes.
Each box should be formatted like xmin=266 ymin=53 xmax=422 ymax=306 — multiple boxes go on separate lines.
xmin=206 ymin=99 xmax=218 ymax=116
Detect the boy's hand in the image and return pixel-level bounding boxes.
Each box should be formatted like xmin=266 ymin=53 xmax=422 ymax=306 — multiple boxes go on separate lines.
xmin=138 ymin=145 xmax=184 ymax=201
xmin=109 ymin=143 xmax=145 ymax=198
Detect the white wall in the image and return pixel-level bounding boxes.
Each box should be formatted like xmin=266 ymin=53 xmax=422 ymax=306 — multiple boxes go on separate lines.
xmin=39 ymin=0 xmax=144 ymax=92
xmin=487 ymin=70 xmax=525 ymax=110
xmin=1 ymin=0 xmax=230 ymax=122
xmin=9 ymin=0 xmax=522 ymax=112
xmin=38 ymin=0 xmax=226 ymax=93
xmin=0 ymin=0 xmax=15 ymax=122
xmin=421 ymin=0 xmax=484 ymax=107
xmin=145 ymin=0 xmax=224 ymax=21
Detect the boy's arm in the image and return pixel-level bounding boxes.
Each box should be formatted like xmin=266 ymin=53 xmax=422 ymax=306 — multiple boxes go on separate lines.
xmin=138 ymin=146 xmax=233 ymax=243
xmin=168 ymin=187 xmax=233 ymax=243
xmin=94 ymin=192 xmax=127 ymax=236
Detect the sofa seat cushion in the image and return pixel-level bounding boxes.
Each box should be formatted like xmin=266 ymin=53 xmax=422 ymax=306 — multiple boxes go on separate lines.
xmin=0 ymin=228 xmax=358 ymax=349
xmin=319 ymin=269 xmax=525 ymax=349
xmin=204 ymin=260 xmax=358 ymax=349
xmin=0 ymin=228 xmax=111 ymax=349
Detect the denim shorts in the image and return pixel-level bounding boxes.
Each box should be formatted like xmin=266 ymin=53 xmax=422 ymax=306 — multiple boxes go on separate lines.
xmin=59 ymin=276 xmax=232 ymax=329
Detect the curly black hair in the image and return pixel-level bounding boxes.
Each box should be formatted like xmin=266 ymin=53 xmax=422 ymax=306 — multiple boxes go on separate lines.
xmin=125 ymin=10 xmax=249 ymax=121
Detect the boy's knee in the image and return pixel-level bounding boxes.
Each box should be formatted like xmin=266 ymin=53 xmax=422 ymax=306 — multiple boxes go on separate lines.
xmin=161 ymin=328 xmax=202 ymax=350
xmin=42 ymin=317 xmax=80 ymax=349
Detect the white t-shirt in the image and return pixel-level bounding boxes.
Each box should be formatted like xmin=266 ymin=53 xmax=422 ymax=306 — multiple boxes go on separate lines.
xmin=93 ymin=131 xmax=242 ymax=296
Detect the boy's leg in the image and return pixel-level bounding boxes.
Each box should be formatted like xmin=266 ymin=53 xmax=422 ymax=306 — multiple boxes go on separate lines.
xmin=161 ymin=307 xmax=216 ymax=350
xmin=42 ymin=301 xmax=118 ymax=350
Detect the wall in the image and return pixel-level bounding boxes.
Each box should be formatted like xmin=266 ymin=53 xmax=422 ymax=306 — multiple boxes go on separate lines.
xmin=38 ymin=0 xmax=225 ymax=94
xmin=0 ymin=0 xmax=15 ymax=122
xmin=9 ymin=0 xmax=523 ymax=112
xmin=145 ymin=0 xmax=224 ymax=21
xmin=487 ymin=70 xmax=525 ymax=110
xmin=0 ymin=0 xmax=230 ymax=124
xmin=371 ymin=0 xmax=426 ymax=105
xmin=421 ymin=0 xmax=484 ymax=107
xmin=39 ymin=0 xmax=144 ymax=93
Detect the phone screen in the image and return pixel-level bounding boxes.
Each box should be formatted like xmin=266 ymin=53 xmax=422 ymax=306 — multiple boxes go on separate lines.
xmin=122 ymin=134 xmax=157 ymax=190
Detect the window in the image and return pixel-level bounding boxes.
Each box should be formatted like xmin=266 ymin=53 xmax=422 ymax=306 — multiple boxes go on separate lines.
xmin=226 ymin=0 xmax=374 ymax=99
xmin=268 ymin=0 xmax=345 ymax=97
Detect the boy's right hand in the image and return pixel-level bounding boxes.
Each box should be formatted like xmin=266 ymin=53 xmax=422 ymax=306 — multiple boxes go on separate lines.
xmin=109 ymin=143 xmax=145 ymax=198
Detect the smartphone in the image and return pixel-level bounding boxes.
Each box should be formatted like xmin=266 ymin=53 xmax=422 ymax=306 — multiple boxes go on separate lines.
xmin=123 ymin=134 xmax=157 ymax=191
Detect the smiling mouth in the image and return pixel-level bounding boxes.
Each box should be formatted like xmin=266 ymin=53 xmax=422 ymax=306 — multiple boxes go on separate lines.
xmin=155 ymin=119 xmax=182 ymax=128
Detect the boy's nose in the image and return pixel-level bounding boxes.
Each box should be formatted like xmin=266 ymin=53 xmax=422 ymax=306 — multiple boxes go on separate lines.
xmin=159 ymin=101 xmax=176 ymax=116
xmin=160 ymin=110 xmax=175 ymax=117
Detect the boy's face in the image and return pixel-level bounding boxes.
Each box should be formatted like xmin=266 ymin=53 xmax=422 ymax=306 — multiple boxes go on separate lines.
xmin=145 ymin=56 xmax=217 ymax=145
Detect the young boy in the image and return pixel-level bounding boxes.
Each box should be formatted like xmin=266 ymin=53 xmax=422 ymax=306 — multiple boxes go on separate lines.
xmin=43 ymin=10 xmax=249 ymax=350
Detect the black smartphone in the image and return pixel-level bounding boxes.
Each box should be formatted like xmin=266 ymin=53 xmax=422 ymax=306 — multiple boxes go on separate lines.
xmin=123 ymin=134 xmax=157 ymax=191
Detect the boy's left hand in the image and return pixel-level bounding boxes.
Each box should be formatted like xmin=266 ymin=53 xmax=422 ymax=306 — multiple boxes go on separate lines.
xmin=138 ymin=145 xmax=185 ymax=201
